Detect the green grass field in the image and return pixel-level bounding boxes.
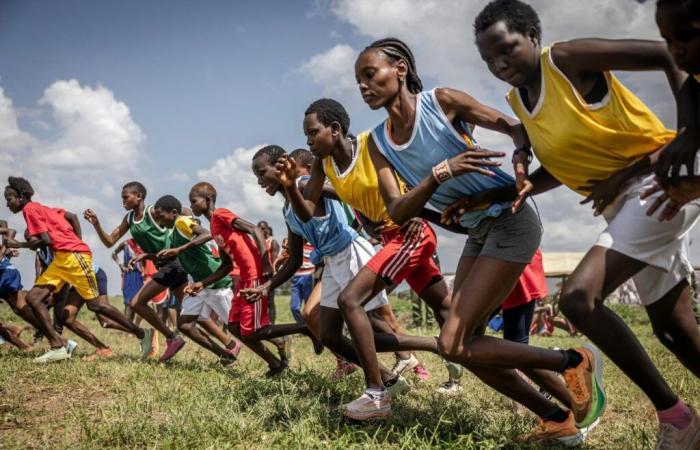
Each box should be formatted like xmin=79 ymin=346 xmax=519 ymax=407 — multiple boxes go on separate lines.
xmin=1 ymin=296 xmax=698 ymax=449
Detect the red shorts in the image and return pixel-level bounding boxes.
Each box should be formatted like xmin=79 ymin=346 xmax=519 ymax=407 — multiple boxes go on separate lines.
xmin=366 ymin=220 xmax=442 ymax=294
xmin=502 ymin=248 xmax=548 ymax=310
xmin=229 ymin=277 xmax=269 ymax=336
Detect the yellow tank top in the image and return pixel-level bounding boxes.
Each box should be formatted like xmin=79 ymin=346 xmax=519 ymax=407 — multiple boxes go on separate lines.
xmin=507 ymin=45 xmax=675 ymax=195
xmin=323 ymin=131 xmax=403 ymax=233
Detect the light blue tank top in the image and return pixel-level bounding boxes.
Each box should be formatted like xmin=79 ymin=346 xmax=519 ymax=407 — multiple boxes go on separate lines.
xmin=371 ymin=88 xmax=514 ymax=229
xmin=283 ymin=177 xmax=357 ymax=258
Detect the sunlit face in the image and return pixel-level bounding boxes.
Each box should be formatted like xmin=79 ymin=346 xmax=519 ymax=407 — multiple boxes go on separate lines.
xmin=189 ymin=191 xmax=209 ymax=217
xmin=4 ymin=188 xmax=23 ymax=214
xmin=656 ymin=3 xmax=700 ymax=74
xmin=303 ymin=113 xmax=336 ymax=158
xmin=355 ymin=48 xmax=405 ymax=110
xmin=153 ymin=206 xmax=177 ymax=228
xmin=476 ymin=20 xmax=540 ymax=88
xmin=121 ymin=188 xmax=142 ymax=211
xmin=251 ymin=157 xmax=281 ymax=197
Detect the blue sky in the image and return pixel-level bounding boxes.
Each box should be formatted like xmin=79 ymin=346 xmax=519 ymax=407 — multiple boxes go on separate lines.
xmin=1 ymin=0 xmax=696 ymax=294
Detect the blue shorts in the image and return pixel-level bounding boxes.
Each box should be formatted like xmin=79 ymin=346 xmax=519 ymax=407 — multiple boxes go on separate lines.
xmin=122 ymin=270 xmax=144 ymax=304
xmin=95 ymin=268 xmax=108 ymax=296
xmin=0 ymin=268 xmax=22 ymax=297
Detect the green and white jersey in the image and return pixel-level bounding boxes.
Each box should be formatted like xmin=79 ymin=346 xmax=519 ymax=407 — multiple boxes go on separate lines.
xmin=169 ymin=215 xmax=231 ymax=289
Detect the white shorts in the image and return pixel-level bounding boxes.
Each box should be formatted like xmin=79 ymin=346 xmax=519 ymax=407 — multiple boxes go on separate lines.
xmin=320 ymin=236 xmax=389 ymax=311
xmin=596 ymin=173 xmax=700 ymax=305
xmin=180 ymin=287 xmax=233 ymax=322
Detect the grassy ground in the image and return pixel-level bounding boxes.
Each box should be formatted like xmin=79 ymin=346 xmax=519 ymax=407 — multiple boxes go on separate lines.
xmin=0 ymin=296 xmax=698 ymax=450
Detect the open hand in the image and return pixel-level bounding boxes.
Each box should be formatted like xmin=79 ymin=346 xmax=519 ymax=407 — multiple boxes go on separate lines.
xmin=240 ymin=286 xmax=266 ymax=303
xmin=184 ymin=282 xmax=204 ymax=296
xmin=579 ymin=176 xmax=625 ymax=216
xmin=156 ymin=248 xmax=180 ymax=262
xmin=655 ymin=128 xmax=699 ymax=186
xmin=83 ymin=209 xmax=99 ymax=225
xmin=447 ymin=147 xmax=505 ymax=178
xmin=275 ymin=155 xmax=298 ymax=189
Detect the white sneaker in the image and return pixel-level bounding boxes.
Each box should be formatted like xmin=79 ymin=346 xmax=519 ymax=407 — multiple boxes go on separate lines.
xmin=436 ymin=379 xmax=463 ymax=394
xmin=343 ymin=392 xmax=391 ymax=420
xmin=390 ymin=354 xmax=419 ymax=378
xmin=33 ymin=346 xmax=70 ymax=363
xmin=385 ymin=376 xmax=410 ymax=397
xmin=139 ymin=328 xmax=154 ymax=359
xmin=66 ymin=340 xmax=78 ymax=357
xmin=654 ymin=406 xmax=700 ymax=450
xmin=445 ymin=361 xmax=463 ymax=380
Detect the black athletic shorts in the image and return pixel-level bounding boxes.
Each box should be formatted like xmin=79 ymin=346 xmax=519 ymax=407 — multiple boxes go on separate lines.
xmin=502 ymin=300 xmax=536 ymax=344
xmin=152 ymin=259 xmax=189 ymax=289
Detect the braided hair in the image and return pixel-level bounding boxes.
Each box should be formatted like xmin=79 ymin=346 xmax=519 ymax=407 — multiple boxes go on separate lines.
xmin=365 ymin=38 xmax=423 ymax=94
xmin=6 ymin=176 xmax=34 ymax=200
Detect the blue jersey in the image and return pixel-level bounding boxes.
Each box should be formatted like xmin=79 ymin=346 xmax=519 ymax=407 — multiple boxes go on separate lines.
xmin=283 ymin=177 xmax=356 ymax=258
xmin=371 ymin=88 xmax=514 ymax=229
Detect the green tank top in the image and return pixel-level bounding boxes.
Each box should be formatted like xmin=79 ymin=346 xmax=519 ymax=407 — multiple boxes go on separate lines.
xmin=168 ymin=216 xmax=231 ymax=289
xmin=127 ymin=205 xmax=169 ymax=255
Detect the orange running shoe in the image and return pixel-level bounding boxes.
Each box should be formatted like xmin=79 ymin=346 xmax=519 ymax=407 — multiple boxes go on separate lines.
xmin=83 ymin=347 xmax=114 ymax=361
xmin=562 ymin=344 xmax=606 ymax=428
xmin=521 ymin=411 xmax=584 ymax=447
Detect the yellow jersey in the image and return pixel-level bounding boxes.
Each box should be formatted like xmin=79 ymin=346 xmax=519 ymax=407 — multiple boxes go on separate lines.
xmin=507 ymin=45 xmax=675 ymax=195
xmin=323 ymin=131 xmax=404 ymax=233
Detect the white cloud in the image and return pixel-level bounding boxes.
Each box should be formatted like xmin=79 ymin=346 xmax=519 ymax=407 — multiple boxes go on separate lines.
xmin=169 ymin=171 xmax=191 ymax=182
xmin=196 ymin=145 xmax=281 ymax=218
xmin=0 ymin=86 xmax=34 ymax=153
xmin=297 ymin=44 xmax=359 ymax=96
xmin=30 ymin=79 xmax=144 ymax=171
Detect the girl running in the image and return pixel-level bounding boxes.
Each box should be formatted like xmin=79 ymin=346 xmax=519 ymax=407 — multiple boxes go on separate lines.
xmin=354 ymin=37 xmax=601 ymax=444
xmin=468 ymin=0 xmax=700 ymax=446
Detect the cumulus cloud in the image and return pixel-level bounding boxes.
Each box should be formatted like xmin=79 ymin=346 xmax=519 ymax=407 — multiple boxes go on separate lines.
xmin=29 ymin=79 xmax=144 ymax=171
xmin=0 ymin=86 xmax=34 ymax=153
xmin=297 ymin=44 xmax=359 ymax=96
xmin=196 ymin=145 xmax=281 ymax=218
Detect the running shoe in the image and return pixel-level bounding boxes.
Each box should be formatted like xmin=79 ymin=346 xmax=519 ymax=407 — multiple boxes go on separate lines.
xmin=445 ymin=361 xmax=463 ymax=381
xmin=33 ymin=346 xmax=70 ymax=363
xmin=385 ymin=376 xmax=410 ymax=397
xmin=343 ymin=391 xmax=391 ymax=420
xmin=66 ymin=340 xmax=78 ymax=357
xmin=521 ymin=411 xmax=584 ymax=447
xmin=654 ymin=405 xmax=700 ymax=450
xmin=159 ymin=335 xmax=186 ymax=363
xmin=562 ymin=344 xmax=606 ymax=428
xmin=413 ymin=364 xmax=430 ymax=381
xmin=83 ymin=347 xmax=113 ymax=361
xmin=436 ymin=379 xmax=463 ymax=394
xmin=220 ymin=340 xmax=242 ymax=366
xmin=331 ymin=358 xmax=359 ymax=381
xmin=390 ymin=354 xmax=419 ymax=378
xmin=139 ymin=328 xmax=154 ymax=359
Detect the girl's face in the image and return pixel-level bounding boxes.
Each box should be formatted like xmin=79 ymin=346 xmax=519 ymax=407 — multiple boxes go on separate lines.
xmin=355 ymin=48 xmax=406 ymax=110
xmin=476 ymin=20 xmax=540 ymax=88
xmin=251 ymin=156 xmax=281 ymax=197
xmin=4 ymin=188 xmax=24 ymax=214
xmin=656 ymin=4 xmax=700 ymax=75
xmin=121 ymin=188 xmax=142 ymax=211
xmin=189 ymin=192 xmax=209 ymax=217
xmin=303 ymin=113 xmax=336 ymax=158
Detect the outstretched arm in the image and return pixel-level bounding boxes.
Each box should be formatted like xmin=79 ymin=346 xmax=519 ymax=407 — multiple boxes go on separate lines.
xmin=83 ymin=209 xmax=129 ymax=248
xmin=232 ymin=217 xmax=272 ymax=276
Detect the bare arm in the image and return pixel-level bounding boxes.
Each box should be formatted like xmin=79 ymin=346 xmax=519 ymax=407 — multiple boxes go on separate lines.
xmin=63 ymin=211 xmax=82 ymax=239
xmin=83 ymin=209 xmax=130 ymax=248
xmin=282 ymin=157 xmax=327 ymax=223
xmin=5 ymin=231 xmax=51 ymax=250
xmin=232 ymin=217 xmax=272 ymax=275
xmin=197 ymin=249 xmax=233 ymax=288
xmin=551 ymin=39 xmax=686 ymax=98
xmin=297 ymin=176 xmax=341 ymax=201
xmin=266 ymin=228 xmax=304 ymax=292
xmin=112 ymin=241 xmax=126 ymax=268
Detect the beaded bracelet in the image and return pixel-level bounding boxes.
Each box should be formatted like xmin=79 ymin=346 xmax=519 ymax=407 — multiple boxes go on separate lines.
xmin=432 ymin=159 xmax=453 ymax=184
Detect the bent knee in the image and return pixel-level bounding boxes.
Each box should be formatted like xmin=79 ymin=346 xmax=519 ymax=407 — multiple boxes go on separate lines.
xmin=437 ymin=334 xmax=463 ymax=362
xmin=558 ymin=285 xmax=595 ymax=319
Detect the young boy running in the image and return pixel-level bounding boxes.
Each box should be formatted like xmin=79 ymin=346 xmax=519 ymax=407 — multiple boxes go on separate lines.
xmin=187 ymin=182 xmax=311 ymax=377
xmin=3 ymin=176 xmax=146 ymax=363
xmin=84 ymin=181 xmax=186 ymax=362
xmin=150 ymin=195 xmax=241 ymax=364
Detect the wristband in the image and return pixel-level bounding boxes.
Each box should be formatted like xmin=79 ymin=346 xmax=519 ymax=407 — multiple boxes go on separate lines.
xmin=432 ymin=159 xmax=453 ymax=184
xmin=512 ymin=146 xmax=533 ymax=164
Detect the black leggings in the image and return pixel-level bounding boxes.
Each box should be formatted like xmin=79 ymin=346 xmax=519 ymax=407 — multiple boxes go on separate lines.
xmin=502 ymin=301 xmax=536 ymax=344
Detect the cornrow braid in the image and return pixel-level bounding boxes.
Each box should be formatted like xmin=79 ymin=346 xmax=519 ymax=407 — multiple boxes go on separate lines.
xmin=366 ymin=38 xmax=423 ymax=94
